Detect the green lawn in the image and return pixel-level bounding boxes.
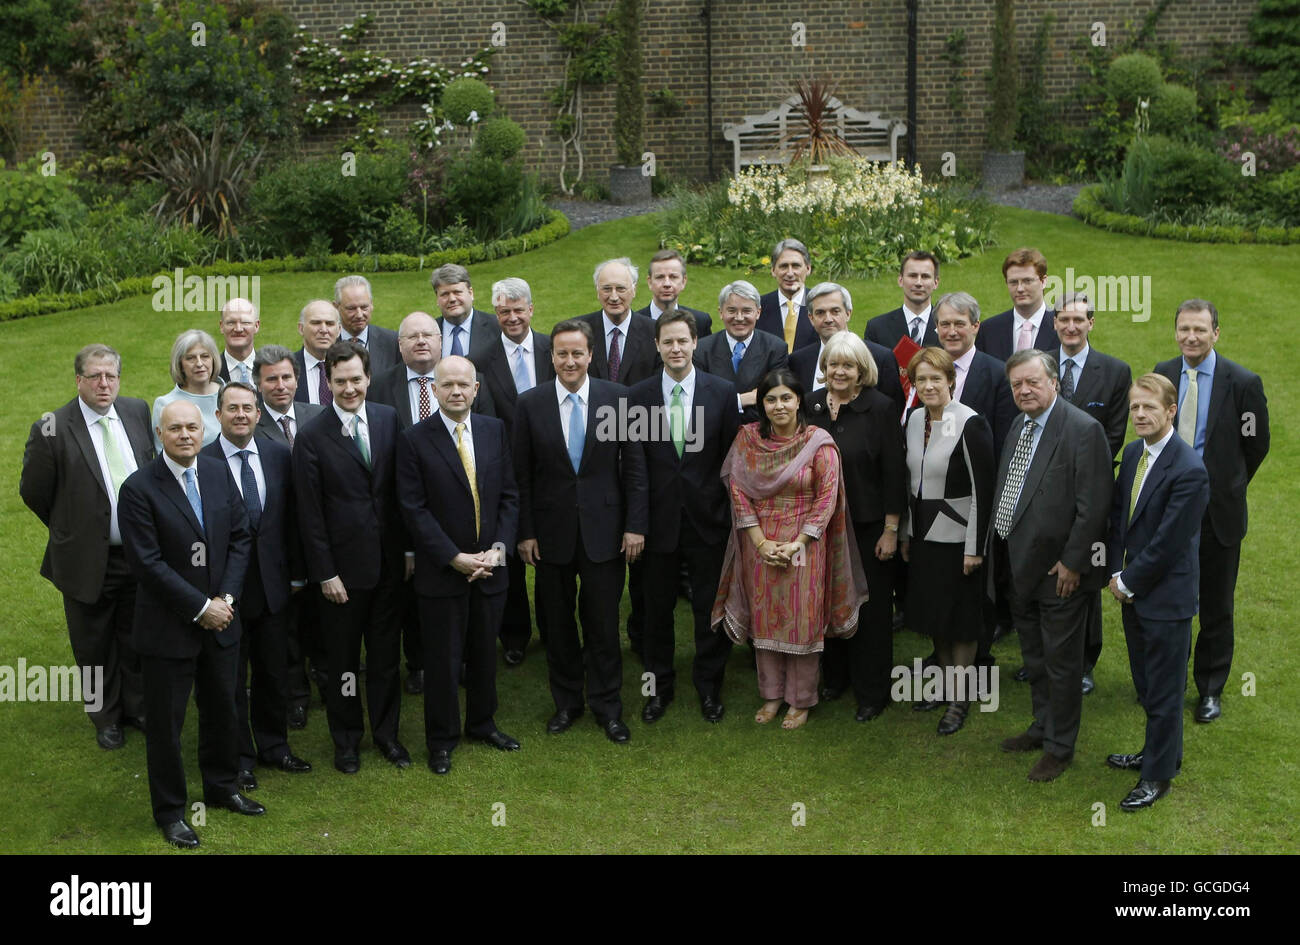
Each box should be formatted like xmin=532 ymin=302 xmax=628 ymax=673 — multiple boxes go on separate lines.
xmin=2 ymin=206 xmax=1296 ymax=853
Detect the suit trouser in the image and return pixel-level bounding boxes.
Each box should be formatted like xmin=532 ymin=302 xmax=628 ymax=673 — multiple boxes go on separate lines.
xmin=1012 ymin=572 xmax=1089 ymax=760
xmin=141 ymin=637 xmax=240 ymax=825
xmin=1122 ymin=607 xmax=1190 ymax=781
xmin=822 ymin=518 xmax=896 ymax=709
xmin=1194 ymin=532 xmax=1241 ymax=698
xmin=400 ymin=581 xmax=422 ymax=674
xmin=419 ymin=589 xmax=504 ymax=752
xmin=319 ymin=568 xmax=402 ymax=753
xmin=642 ymin=519 xmax=732 ymax=704
xmin=502 ymin=552 xmax=543 ymax=651
xmin=63 ymin=547 xmax=144 ymax=730
xmin=625 ymin=559 xmax=646 ymax=652
xmin=286 ymin=588 xmax=324 ymax=709
xmin=1083 ymin=589 xmax=1103 ymax=673
xmin=236 ymin=606 xmax=290 ymax=769
xmin=537 ymin=539 xmax=624 ymax=722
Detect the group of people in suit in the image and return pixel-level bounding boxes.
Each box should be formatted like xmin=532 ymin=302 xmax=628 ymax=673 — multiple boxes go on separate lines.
xmin=19 ymin=241 xmax=1269 ymax=847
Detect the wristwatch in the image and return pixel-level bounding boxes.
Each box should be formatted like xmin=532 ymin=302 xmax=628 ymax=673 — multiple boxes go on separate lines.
xmin=221 ymin=593 xmax=236 ymax=608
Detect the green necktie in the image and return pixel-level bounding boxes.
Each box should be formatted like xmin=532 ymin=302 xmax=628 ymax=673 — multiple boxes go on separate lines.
xmin=1129 ymin=448 xmax=1149 ymax=520
xmin=98 ymin=416 xmax=129 ymax=496
xmin=352 ymin=414 xmax=372 ymax=469
xmin=670 ymin=383 xmax=685 ymax=458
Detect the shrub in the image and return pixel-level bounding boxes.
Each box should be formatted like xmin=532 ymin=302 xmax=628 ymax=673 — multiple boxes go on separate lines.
xmin=1149 ymin=83 xmax=1198 ymax=136
xmin=140 ymin=123 xmax=264 ymax=238
xmin=476 ymin=116 xmax=527 ymax=160
xmin=1107 ymin=52 xmax=1163 ymax=107
xmin=1218 ymin=124 xmax=1300 ymax=174
xmin=442 ymin=151 xmax=529 ymax=240
xmin=441 ymin=77 xmax=495 ymax=126
xmin=0 ymin=165 xmax=85 ymax=247
xmin=1259 ymin=165 xmax=1300 ymax=223
xmin=1108 ymin=135 xmax=1236 ymax=213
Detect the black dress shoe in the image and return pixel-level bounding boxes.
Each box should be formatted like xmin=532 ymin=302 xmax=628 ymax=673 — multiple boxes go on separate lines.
xmin=469 ymin=730 xmax=521 ymax=751
xmin=546 ymin=707 xmax=582 ymax=734
xmin=122 ymin=715 xmax=146 ymax=732
xmin=428 ymin=750 xmax=452 ymax=775
xmin=1120 ymin=779 xmax=1171 ymax=811
xmin=264 ymin=753 xmax=312 ymax=773
xmin=1013 ymin=666 xmax=1029 ymax=683
xmin=96 ymin=725 xmax=125 ymax=750
xmin=503 ymin=648 xmax=525 ymax=667
xmin=288 ymin=705 xmax=307 ymax=729
xmin=376 ymin=740 xmax=412 ymax=768
xmin=334 ymin=750 xmax=360 ymax=774
xmin=160 ymin=820 xmax=199 ymax=849
xmin=701 ymin=696 xmax=725 ymax=723
xmin=912 ymin=698 xmax=942 ymax=712
xmin=1195 ymin=695 xmax=1221 ymax=723
xmin=404 ymin=670 xmax=424 ymax=695
xmin=236 ymin=768 xmax=258 ymax=791
xmin=991 ymin=622 xmax=1012 ymax=643
xmin=641 ymin=695 xmax=671 ymax=723
xmin=855 ymin=703 xmax=886 ymax=722
xmin=819 ymin=685 xmax=845 ymax=702
xmin=1106 ymin=751 xmax=1144 ymax=771
xmin=936 ymin=701 xmax=969 ymax=735
xmin=602 ymin=718 xmax=631 ymax=743
xmin=204 ymin=791 xmax=266 ymax=815
xmin=1081 ymin=672 xmax=1096 ymax=695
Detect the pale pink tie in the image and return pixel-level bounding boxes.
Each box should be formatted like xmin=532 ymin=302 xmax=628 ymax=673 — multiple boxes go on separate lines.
xmin=1016 ymin=320 xmax=1034 ymax=352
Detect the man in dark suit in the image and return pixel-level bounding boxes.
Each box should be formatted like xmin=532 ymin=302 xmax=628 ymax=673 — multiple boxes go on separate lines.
xmin=1154 ymin=299 xmax=1269 ymax=723
xmin=627 ymin=310 xmax=739 ymax=724
xmin=1054 ymin=292 xmax=1133 ymax=695
xmin=865 ymin=250 xmax=942 ymax=349
xmin=293 ymin=340 xmax=411 ymax=774
xmin=788 ymin=282 xmax=904 ymax=417
xmin=514 ymin=319 xmax=648 ymax=743
xmin=202 ymin=382 xmax=312 ymax=790
xmin=253 ymin=344 xmax=325 ymax=729
xmin=1106 ymin=373 xmax=1211 ymax=810
xmin=480 ymin=278 xmax=556 ymax=665
xmin=216 ymin=297 xmax=259 ymax=386
xmin=756 ymin=238 xmax=818 ymax=353
xmin=118 ymin=400 xmax=258 ymax=848
xmin=993 ymin=351 xmax=1113 ymax=782
xmin=397 ymin=355 xmax=521 ymax=775
xmin=293 ymin=299 xmax=342 ymax=406
xmin=431 ymin=263 xmax=500 ymax=368
xmin=21 ymin=344 xmax=154 ymax=750
xmin=935 ymin=292 xmax=1017 ymax=461
xmin=335 ymin=276 xmax=400 ymax=377
xmin=370 ymin=311 xmax=498 ymax=431
xmin=580 ymin=257 xmax=659 ymax=386
xmin=693 ymin=280 xmax=787 ymax=422
xmin=633 ymin=248 xmax=711 ymax=338
xmin=976 ymin=247 xmax=1058 ymax=361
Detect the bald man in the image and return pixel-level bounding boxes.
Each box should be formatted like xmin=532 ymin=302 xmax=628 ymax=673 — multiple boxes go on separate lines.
xmin=217 ymin=297 xmax=260 ymax=385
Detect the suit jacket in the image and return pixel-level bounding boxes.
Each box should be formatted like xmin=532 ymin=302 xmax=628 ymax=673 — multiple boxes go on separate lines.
xmin=292 ymin=402 xmax=406 ymax=589
xmin=118 ymin=454 xmax=251 ymax=658
xmin=1154 ymin=353 xmax=1269 ymax=546
xmin=579 ymin=311 xmax=659 ymax=386
xmin=368 ymin=363 xmax=497 ymax=429
xmin=976 ymin=308 xmax=1059 ymax=362
xmin=993 ymin=398 xmax=1113 ymax=595
xmin=1109 ymin=434 xmax=1210 ymax=620
xmin=20 ymin=396 xmax=156 ymax=604
xmin=351 ymin=324 xmax=400 ymax=377
xmin=626 ymin=371 xmax=739 ymax=552
xmin=865 ymin=306 xmax=940 ymax=348
xmin=397 ymin=412 xmax=519 ymax=598
xmin=633 ymin=303 xmax=712 ymax=338
xmin=513 ymin=378 xmax=649 ymax=565
xmin=217 ymin=351 xmax=257 ymax=386
xmin=789 ymin=339 xmax=905 ymax=418
xmin=1062 ymin=346 xmax=1131 ymax=460
xmin=437 ymin=309 xmax=500 ymax=371
xmin=200 ymin=436 xmax=298 ymax=619
xmin=807 ymin=387 xmax=906 ymax=525
xmin=255 ymin=401 xmax=325 ymax=447
xmin=959 ymin=350 xmax=1018 ymax=462
xmin=480 ymin=331 xmax=556 ymax=438
xmin=291 ymin=348 xmax=322 ymax=406
xmin=692 ymin=330 xmax=787 ymax=422
xmin=757 ymin=289 xmax=817 ymax=352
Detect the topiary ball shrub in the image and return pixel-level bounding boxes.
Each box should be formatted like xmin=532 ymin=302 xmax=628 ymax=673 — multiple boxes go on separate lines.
xmin=476 ymin=116 xmax=527 ymax=160
xmin=1107 ymin=52 xmax=1163 ymax=106
xmin=1149 ymin=83 xmax=1198 ymax=137
xmin=442 ymin=77 xmax=496 ymax=126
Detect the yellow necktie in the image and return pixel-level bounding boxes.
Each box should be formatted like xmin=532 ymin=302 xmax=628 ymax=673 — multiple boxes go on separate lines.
xmin=455 ymin=422 xmax=480 ymax=539
xmin=1178 ymin=368 xmax=1198 ymax=446
xmin=1129 ymin=449 xmax=1149 ymax=520
xmin=782 ymin=298 xmax=798 ymax=352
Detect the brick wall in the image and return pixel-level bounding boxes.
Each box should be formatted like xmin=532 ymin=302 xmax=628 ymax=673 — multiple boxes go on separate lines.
xmin=21 ymin=0 xmax=1257 ymax=181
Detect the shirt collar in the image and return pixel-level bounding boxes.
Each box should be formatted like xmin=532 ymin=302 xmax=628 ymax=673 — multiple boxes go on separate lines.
xmin=79 ymin=397 xmax=121 ymax=427
xmin=662 ymin=367 xmax=695 ymax=402
xmin=341 ymin=326 xmax=368 ymax=345
xmin=556 ymin=376 xmax=591 ymax=408
xmin=263 ymin=403 xmax=294 ymax=424
xmin=1182 ymin=349 xmax=1217 ymax=376
xmin=438 ymin=409 xmax=471 ymax=439
xmin=902 ymin=301 xmax=931 ymax=322
xmin=224 ymin=349 xmax=255 ymax=372
xmin=953 ymin=346 xmax=977 ymax=373
xmin=1015 ymin=303 xmax=1047 ymax=331
xmin=726 ymin=330 xmax=753 ymax=352
xmin=218 ymin=434 xmax=258 ymax=458
xmin=333 ymin=401 xmax=369 ymax=430
xmin=304 ymin=349 xmax=324 ymax=370
xmin=602 ymin=311 xmax=629 ymax=336
xmin=1144 ymin=424 xmax=1177 ymax=462
xmin=406 ymin=365 xmax=435 ymax=384
xmin=1059 ymin=343 xmax=1090 ymax=370
xmin=162 ymin=451 xmax=197 ymax=479
xmin=1025 ymin=394 xmax=1057 ymax=428
xmin=501 ymin=330 xmax=533 ymax=356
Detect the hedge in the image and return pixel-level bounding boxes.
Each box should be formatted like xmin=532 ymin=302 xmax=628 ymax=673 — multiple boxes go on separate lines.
xmin=1073 ymin=184 xmax=1300 ymax=245
xmin=0 ymin=209 xmax=570 ymax=322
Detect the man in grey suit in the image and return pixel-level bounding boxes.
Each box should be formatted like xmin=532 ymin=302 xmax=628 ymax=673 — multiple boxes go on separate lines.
xmin=994 ymin=350 xmax=1112 ymax=782
xmin=336 ymin=275 xmax=400 ymax=377
xmin=432 ymin=263 xmax=500 ymax=368
xmin=21 ymin=344 xmax=156 ymax=749
xmin=693 ymin=280 xmax=787 ymax=422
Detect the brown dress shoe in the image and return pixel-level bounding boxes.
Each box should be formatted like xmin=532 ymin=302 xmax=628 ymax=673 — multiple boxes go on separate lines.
xmin=1027 ymin=752 xmax=1071 ymax=782
xmin=1000 ymin=731 xmax=1044 ymax=752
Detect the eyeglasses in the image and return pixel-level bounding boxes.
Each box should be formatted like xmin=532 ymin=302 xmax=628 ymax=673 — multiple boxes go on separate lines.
xmin=80 ymin=372 xmax=119 ymax=383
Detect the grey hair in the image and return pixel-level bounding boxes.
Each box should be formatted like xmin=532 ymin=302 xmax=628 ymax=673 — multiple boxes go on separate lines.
xmin=253 ymin=344 xmax=297 ymax=384
xmin=592 ymin=257 xmax=638 ymax=288
xmin=169 ymin=329 xmax=220 ymax=388
xmin=771 ymin=238 xmax=810 ymax=267
xmin=807 ymin=281 xmax=853 ymax=313
xmin=934 ymin=291 xmax=981 ymax=325
xmin=492 ymin=277 xmax=532 ymax=305
xmin=75 ymin=343 xmax=121 ymax=376
xmin=818 ymin=330 xmax=878 ymax=388
xmin=718 ymin=280 xmax=761 ymax=309
xmin=333 ymin=275 xmax=372 ymax=303
xmin=1005 ymin=348 xmax=1059 ymax=383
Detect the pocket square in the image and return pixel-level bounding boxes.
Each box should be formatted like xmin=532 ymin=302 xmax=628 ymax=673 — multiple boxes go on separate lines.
xmin=1087 ymin=401 xmax=1104 ymax=408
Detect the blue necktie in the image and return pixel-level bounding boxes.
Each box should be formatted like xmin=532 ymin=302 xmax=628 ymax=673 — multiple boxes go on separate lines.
xmin=512 ymin=346 xmax=533 ymax=394
xmin=236 ymin=449 xmax=261 ymax=532
xmin=567 ymin=392 xmax=584 ymax=473
xmin=183 ymin=467 xmax=204 ymax=534
xmin=731 ymin=339 xmax=746 ymax=375
xmin=236 ymin=363 xmax=250 ymax=385
xmin=451 ymin=325 xmax=465 ymax=358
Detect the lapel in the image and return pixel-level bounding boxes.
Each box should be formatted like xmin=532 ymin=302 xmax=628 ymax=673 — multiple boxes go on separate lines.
xmin=121 ymin=403 xmax=154 ymax=464
xmin=1129 ymin=439 xmax=1173 ymax=526
xmin=430 ymin=412 xmax=474 ymax=498
xmin=962 ymin=355 xmax=988 ymax=406
xmin=712 ymin=335 xmax=738 ymax=383
xmin=256 ymin=412 xmax=287 ymax=445
xmin=540 ymin=381 xmax=570 ymax=467
xmin=1009 ymin=401 xmax=1064 ymax=530
xmin=1068 ymin=356 xmax=1101 ymax=407
xmin=486 ymin=340 xmax=517 ymax=404
xmin=154 ymin=457 xmax=205 ymax=539
xmin=1204 ymin=357 xmax=1230 ymax=442
xmin=1034 ymin=311 xmax=1056 ymax=349
xmin=328 ymin=409 xmax=371 ymax=474
xmin=67 ymin=404 xmax=111 ymax=500
xmin=577 ymin=382 xmax=601 ymax=472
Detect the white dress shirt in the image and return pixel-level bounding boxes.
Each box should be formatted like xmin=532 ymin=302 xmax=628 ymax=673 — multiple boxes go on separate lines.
xmin=333 ymin=402 xmax=371 ymax=456
xmin=1114 ymin=425 xmax=1177 ymax=598
xmin=217 ymin=435 xmax=266 ymax=510
xmin=952 ymin=346 xmax=977 ymax=402
xmin=1013 ymin=303 xmax=1047 ymax=348
xmin=405 ymin=367 xmax=438 ymax=423
xmin=79 ymin=398 xmax=139 ymax=545
xmin=303 ymin=350 xmax=327 ymax=405
xmin=223 ymin=350 xmax=256 ymax=385
xmin=556 ymin=377 xmax=591 ymax=443
xmin=500 ymin=331 xmax=536 ymax=390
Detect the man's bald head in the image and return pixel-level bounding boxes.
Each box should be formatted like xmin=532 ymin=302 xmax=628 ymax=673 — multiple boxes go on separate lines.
xmin=157 ymin=400 xmax=204 ymax=463
xmin=298 ymin=299 xmax=341 ymax=359
xmin=398 ymin=311 xmax=441 ymax=373
xmin=434 ymin=354 xmax=478 ymax=421
xmin=219 ymin=297 xmax=259 ymax=359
